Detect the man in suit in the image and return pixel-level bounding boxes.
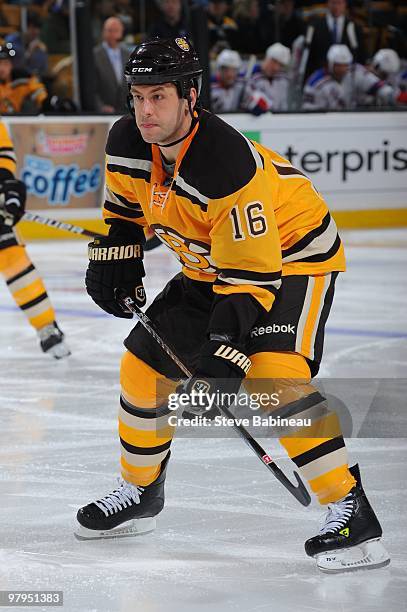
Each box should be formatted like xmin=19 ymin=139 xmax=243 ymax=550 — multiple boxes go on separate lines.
xmin=305 ymin=0 xmax=365 ymax=79
xmin=93 ymin=17 xmax=130 ymax=114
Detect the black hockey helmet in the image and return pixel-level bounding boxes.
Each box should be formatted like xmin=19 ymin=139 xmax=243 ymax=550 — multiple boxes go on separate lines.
xmin=124 ymin=37 xmax=203 ymax=101
xmin=0 ymin=43 xmax=16 ymax=61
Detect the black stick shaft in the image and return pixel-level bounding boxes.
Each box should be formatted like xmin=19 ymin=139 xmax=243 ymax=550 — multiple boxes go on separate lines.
xmin=119 ymin=295 xmax=311 ymax=507
xmin=23 ymin=211 xmax=102 ymax=238
xmin=23 ymin=211 xmax=160 ymax=251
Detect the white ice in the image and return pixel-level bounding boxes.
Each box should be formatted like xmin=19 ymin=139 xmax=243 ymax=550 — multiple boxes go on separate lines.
xmin=1 ymin=230 xmax=406 ymax=612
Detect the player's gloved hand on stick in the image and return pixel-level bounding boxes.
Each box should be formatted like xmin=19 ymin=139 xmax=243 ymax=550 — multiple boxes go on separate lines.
xmin=0 ymin=178 xmax=27 ymax=228
xmin=180 ymin=337 xmax=252 ymax=419
xmin=86 ymin=234 xmax=146 ymax=318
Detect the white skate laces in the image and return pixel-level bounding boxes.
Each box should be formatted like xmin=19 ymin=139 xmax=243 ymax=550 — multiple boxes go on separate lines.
xmin=319 ymin=493 xmax=355 ymax=535
xmin=94 ymin=480 xmax=144 ymax=517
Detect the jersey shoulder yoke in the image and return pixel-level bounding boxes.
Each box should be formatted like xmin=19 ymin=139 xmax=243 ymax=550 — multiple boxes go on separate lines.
xmin=106 ymin=114 xmax=151 ymax=161
xmin=183 ymin=111 xmax=261 ymax=200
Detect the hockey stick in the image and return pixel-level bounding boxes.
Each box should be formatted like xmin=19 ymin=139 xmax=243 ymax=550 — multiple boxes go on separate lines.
xmin=22 ymin=211 xmax=161 ymax=251
xmin=293 ymin=25 xmax=314 ymax=109
xmin=346 ymin=22 xmax=358 ymax=110
xmin=118 ymin=292 xmax=312 ymax=507
xmin=22 ymin=211 xmax=102 ymax=238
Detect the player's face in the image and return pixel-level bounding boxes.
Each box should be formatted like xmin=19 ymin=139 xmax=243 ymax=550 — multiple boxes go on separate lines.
xmin=332 ymin=62 xmax=349 ymax=81
xmin=219 ymin=66 xmax=238 ymax=87
xmin=263 ymin=58 xmax=283 ymax=78
xmin=131 ymin=83 xmax=192 ymax=145
xmin=0 ymin=59 xmax=12 ymax=82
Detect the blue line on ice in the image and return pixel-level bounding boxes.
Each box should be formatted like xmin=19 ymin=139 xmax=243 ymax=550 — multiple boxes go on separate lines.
xmin=1 ymin=305 xmax=407 ymax=338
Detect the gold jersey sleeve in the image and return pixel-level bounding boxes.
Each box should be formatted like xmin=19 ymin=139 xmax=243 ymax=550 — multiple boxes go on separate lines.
xmin=263 ymin=147 xmax=346 ymax=276
xmin=103 ymin=154 xmax=148 ymax=229
xmin=0 ymin=120 xmax=17 ymax=176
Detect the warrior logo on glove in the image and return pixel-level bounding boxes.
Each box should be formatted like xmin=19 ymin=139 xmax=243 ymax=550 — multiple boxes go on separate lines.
xmin=86 ymin=234 xmax=146 ymax=319
xmin=88 ymin=243 xmax=142 ymax=261
xmin=214 ymin=344 xmax=252 ymax=374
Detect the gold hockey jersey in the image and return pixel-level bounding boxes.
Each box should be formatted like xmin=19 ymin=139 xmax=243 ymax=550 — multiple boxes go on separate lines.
xmin=0 ymin=71 xmax=47 ymax=115
xmin=0 ymin=120 xmax=17 ymax=175
xmin=103 ymin=110 xmax=345 ymax=313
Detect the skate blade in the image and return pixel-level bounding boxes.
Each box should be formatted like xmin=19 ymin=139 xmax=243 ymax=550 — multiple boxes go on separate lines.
xmin=74 ymin=517 xmax=156 ymax=540
xmin=316 ymin=538 xmax=391 ymax=573
xmin=48 ymin=342 xmax=71 ymax=360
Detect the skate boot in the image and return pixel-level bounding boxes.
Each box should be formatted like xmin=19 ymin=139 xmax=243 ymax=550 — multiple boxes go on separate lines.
xmin=75 ymin=452 xmax=170 ymax=540
xmin=305 ymin=464 xmax=390 ymax=573
xmin=38 ymin=322 xmax=71 ymax=359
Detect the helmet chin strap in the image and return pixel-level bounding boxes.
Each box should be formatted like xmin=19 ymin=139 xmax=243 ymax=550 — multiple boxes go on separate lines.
xmin=155 ymin=96 xmax=198 ymax=148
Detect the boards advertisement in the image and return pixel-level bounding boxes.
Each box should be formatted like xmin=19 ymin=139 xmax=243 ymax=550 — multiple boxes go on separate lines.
xmin=8 ymin=121 xmax=109 ymax=210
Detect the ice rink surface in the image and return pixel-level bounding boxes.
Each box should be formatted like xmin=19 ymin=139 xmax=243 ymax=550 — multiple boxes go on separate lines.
xmin=1 ymin=229 xmax=406 ymax=612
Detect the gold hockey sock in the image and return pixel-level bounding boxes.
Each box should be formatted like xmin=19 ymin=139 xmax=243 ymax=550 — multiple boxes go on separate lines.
xmin=119 ymin=350 xmax=177 ymax=486
xmin=246 ymin=351 xmax=356 ymax=505
xmin=0 ymin=245 xmax=55 ymax=330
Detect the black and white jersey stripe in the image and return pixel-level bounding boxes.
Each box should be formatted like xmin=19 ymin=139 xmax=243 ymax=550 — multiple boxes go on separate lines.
xmin=106 ymin=154 xmax=152 ymax=181
xmin=215 ymin=268 xmax=282 ymax=294
xmin=282 ymin=213 xmax=341 ymax=264
xmin=104 ymin=186 xmax=144 ymax=219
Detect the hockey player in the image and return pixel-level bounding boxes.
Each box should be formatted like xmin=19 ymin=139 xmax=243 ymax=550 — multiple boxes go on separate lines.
xmin=303 ymin=44 xmax=395 ymax=110
xmin=210 ymin=49 xmax=245 ymax=113
xmin=0 ymin=120 xmax=70 ymax=358
xmin=246 ymin=43 xmax=292 ymax=113
xmin=0 ymin=44 xmax=47 ymax=114
xmin=77 ymin=38 xmax=390 ymax=572
xmin=371 ymin=48 xmax=407 ymax=106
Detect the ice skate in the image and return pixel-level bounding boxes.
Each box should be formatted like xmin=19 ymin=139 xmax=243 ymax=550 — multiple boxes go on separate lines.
xmin=75 ymin=453 xmax=170 ymax=540
xmin=305 ymin=464 xmax=390 ymax=573
xmin=38 ymin=322 xmax=71 ymax=359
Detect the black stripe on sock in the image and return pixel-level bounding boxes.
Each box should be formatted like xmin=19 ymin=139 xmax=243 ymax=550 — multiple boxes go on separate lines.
xmin=120 ymin=395 xmax=171 ymax=419
xmin=293 ymin=436 xmax=345 ymax=468
xmin=20 ymin=292 xmax=48 ymax=311
xmin=272 ymin=391 xmax=326 ymax=420
xmin=120 ymin=438 xmax=171 ymax=455
xmin=6 ymin=263 xmax=35 ymax=285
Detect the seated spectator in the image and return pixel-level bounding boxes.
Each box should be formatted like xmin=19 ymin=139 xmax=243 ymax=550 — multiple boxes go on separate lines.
xmin=233 ymin=0 xmax=272 ymax=55
xmin=210 ymin=49 xmax=245 ymax=112
xmin=304 ymin=0 xmax=365 ymax=79
xmin=0 ymin=43 xmax=48 ymax=114
xmin=93 ymin=16 xmax=130 ymax=113
xmin=371 ymin=48 xmax=407 ymax=105
xmin=147 ymin=0 xmax=189 ymax=40
xmin=246 ymin=43 xmax=292 ymax=113
xmin=5 ymin=11 xmax=48 ymax=78
xmin=207 ymin=0 xmax=239 ymax=55
xmin=302 ymin=44 xmax=395 ymax=111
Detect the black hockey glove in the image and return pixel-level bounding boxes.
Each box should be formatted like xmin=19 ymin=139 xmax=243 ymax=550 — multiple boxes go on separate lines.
xmin=179 ymin=338 xmax=252 ymax=419
xmin=86 ymin=235 xmax=146 ymax=318
xmin=0 ymin=178 xmax=27 ymax=228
